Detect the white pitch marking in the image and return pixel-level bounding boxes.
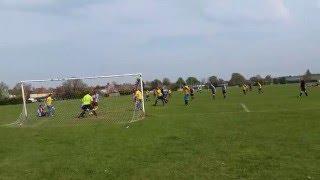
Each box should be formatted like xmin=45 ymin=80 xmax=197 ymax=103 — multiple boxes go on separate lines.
xmin=240 ymin=103 xmax=250 ymax=113
xmin=0 ymin=121 xmax=19 ymax=127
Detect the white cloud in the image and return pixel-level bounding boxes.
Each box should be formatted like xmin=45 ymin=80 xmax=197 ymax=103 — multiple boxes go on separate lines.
xmin=71 ymin=0 xmax=217 ymax=39
xmin=0 ymin=0 xmax=54 ymax=7
xmin=203 ymin=0 xmax=290 ymax=24
xmin=0 ymin=0 xmax=294 ymax=48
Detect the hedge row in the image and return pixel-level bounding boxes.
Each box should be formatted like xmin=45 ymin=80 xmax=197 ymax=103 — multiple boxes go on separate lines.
xmin=0 ymin=97 xmax=23 ymax=106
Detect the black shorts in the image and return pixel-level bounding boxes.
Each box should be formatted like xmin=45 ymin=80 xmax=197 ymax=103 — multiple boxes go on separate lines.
xmin=157 ymin=96 xmax=164 ymax=100
xmin=223 ymin=90 xmax=227 ymax=94
xmin=82 ymin=105 xmax=93 ymax=111
xmin=92 ymin=102 xmax=98 ymax=107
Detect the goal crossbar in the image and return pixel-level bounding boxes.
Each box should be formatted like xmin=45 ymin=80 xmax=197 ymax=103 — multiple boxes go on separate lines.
xmin=20 ymin=73 xmax=142 ymax=83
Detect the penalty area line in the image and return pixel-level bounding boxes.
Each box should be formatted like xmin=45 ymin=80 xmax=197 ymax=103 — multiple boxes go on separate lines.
xmin=240 ymin=103 xmax=250 ymax=113
xmin=0 ymin=121 xmax=19 ymax=127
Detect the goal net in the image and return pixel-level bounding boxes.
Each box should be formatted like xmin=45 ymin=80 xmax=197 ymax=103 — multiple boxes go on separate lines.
xmin=15 ymin=73 xmax=145 ymax=127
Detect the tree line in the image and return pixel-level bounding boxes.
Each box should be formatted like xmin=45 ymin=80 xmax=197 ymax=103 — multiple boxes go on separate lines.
xmin=0 ymin=70 xmax=315 ymax=105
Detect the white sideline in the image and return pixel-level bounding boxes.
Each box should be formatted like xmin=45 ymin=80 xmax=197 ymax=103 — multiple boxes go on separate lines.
xmin=240 ymin=103 xmax=250 ymax=113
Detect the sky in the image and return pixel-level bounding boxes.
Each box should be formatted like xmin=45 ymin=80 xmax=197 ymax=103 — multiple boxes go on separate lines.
xmin=0 ymin=0 xmax=319 ymax=86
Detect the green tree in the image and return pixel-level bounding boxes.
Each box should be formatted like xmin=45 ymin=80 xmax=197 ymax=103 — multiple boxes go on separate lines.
xmin=10 ymin=83 xmax=32 ymax=98
xmin=249 ymin=75 xmax=264 ymax=85
xmin=218 ymin=79 xmax=225 ymax=85
xmin=273 ymin=78 xmax=280 ymax=84
xmin=304 ymin=69 xmax=312 ymax=82
xmin=175 ymin=77 xmax=186 ymax=88
xmin=279 ymin=77 xmax=286 ymax=84
xmin=162 ymin=78 xmax=171 ymax=87
xmin=208 ymin=76 xmax=219 ymax=86
xmin=59 ymin=79 xmax=89 ymax=99
xmin=265 ymin=75 xmax=272 ymax=85
xmin=186 ymin=77 xmax=200 ymax=85
xmin=151 ymin=79 xmax=162 ymax=89
xmin=0 ymin=82 xmax=9 ymax=99
xmin=228 ymin=73 xmax=246 ymax=86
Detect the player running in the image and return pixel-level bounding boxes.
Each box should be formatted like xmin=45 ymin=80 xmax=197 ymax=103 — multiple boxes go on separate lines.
xmin=299 ymin=79 xmax=308 ymax=97
xmin=209 ymin=83 xmax=216 ymax=99
xmin=162 ymin=88 xmax=169 ymax=103
xmin=222 ymin=84 xmax=227 ymax=99
xmin=242 ymin=84 xmax=247 ymax=95
xmin=45 ymin=93 xmax=55 ymax=117
xmin=257 ymin=82 xmax=263 ymax=94
xmin=190 ymin=87 xmax=195 ymax=100
xmin=153 ymin=87 xmax=165 ymax=106
xmin=183 ymin=85 xmax=191 ymax=105
xmin=168 ymin=89 xmax=172 ymax=97
xmin=92 ymin=91 xmax=100 ymax=111
xmin=78 ymin=92 xmax=97 ymax=118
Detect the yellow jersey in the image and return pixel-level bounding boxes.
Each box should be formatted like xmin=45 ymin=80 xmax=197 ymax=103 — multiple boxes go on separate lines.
xmin=183 ymin=86 xmax=190 ymax=95
xmin=155 ymin=89 xmax=163 ymax=97
xmin=258 ymin=83 xmax=262 ymax=88
xmin=135 ymin=90 xmax=143 ymax=100
xmin=46 ymin=96 xmax=53 ymax=106
xmin=82 ymin=94 xmax=93 ymax=105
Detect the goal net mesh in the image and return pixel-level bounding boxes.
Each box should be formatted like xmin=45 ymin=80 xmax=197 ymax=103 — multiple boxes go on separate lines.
xmin=16 ymin=74 xmax=144 ymax=127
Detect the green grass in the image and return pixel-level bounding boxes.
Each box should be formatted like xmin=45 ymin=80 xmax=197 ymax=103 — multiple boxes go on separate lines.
xmin=0 ymin=84 xmax=319 ymax=179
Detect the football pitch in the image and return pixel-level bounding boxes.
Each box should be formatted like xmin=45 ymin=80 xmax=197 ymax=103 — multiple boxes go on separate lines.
xmin=0 ymin=84 xmax=319 ymax=179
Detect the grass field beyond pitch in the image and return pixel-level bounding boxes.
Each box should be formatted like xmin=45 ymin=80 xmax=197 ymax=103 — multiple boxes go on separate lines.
xmin=0 ymin=84 xmax=319 ymax=179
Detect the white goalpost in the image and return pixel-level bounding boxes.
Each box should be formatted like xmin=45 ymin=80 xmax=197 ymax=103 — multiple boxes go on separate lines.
xmin=16 ymin=73 xmax=145 ymax=127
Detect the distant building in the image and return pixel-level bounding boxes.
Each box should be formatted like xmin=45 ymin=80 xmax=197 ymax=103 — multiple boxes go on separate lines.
xmin=311 ymin=74 xmax=320 ymax=81
xmin=284 ymin=76 xmax=301 ymax=83
xmin=9 ymin=95 xmax=16 ymax=99
xmin=29 ymin=93 xmax=50 ymax=99
xmin=282 ymin=74 xmax=320 ymax=83
xmin=28 ymin=93 xmax=50 ymax=102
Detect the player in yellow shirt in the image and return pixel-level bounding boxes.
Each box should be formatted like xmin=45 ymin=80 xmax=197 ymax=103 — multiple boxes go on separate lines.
xmin=168 ymin=89 xmax=172 ymax=97
xmin=153 ymin=87 xmax=165 ymax=106
xmin=45 ymin=93 xmax=55 ymax=117
xmin=257 ymin=82 xmax=263 ymax=94
xmin=183 ymin=85 xmax=191 ymax=105
xmin=134 ymin=89 xmax=143 ymax=110
xmin=242 ymin=84 xmax=247 ymax=95
xmin=78 ymin=92 xmax=97 ymax=118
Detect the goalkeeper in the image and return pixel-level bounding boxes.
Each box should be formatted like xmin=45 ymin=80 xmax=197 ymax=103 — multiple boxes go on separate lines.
xmin=134 ymin=89 xmax=143 ymax=110
xmin=78 ymin=92 xmax=97 ymax=118
xmin=45 ymin=93 xmax=55 ymax=117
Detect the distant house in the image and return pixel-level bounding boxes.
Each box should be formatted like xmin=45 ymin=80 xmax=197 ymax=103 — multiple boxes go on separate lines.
xmin=29 ymin=93 xmax=50 ymax=99
xmin=284 ymin=76 xmax=301 ymax=83
xmin=311 ymin=74 xmax=320 ymax=82
xmin=28 ymin=93 xmax=50 ymax=103
xmin=9 ymin=95 xmax=16 ymax=99
xmin=282 ymin=74 xmax=320 ymax=83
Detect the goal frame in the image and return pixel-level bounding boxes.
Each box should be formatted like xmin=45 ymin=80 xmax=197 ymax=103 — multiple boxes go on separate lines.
xmin=20 ymin=73 xmax=145 ymax=120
